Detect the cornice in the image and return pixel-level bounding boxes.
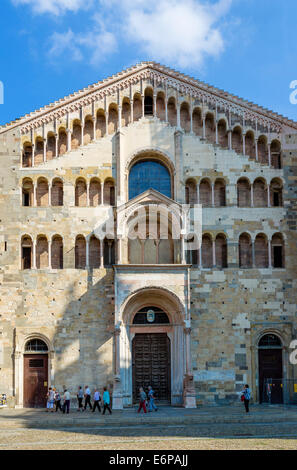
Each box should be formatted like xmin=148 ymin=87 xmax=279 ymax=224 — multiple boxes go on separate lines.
xmin=1 ymin=61 xmax=296 ymax=136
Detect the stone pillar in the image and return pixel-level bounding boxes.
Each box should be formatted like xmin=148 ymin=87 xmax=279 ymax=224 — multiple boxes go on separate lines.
xmin=153 ymin=93 xmax=157 ymax=118
xmin=141 ymin=94 xmax=145 ymax=118
xmin=251 ymin=185 xmax=254 ymax=207
xmin=228 ymin=130 xmax=232 ymax=150
xmin=211 ymin=183 xmax=215 ymax=207
xmin=177 ymin=100 xmax=181 ymax=129
xmin=100 ymin=239 xmax=104 ymax=268
xmin=117 ymin=236 xmax=122 ymax=264
xmin=268 ymin=239 xmax=272 ymax=268
xmin=190 ymin=100 xmax=193 ymax=133
xmin=86 ymin=238 xmax=89 ymax=269
xmin=215 ymin=121 xmax=218 ymax=144
xmin=105 ymin=112 xmax=109 ymax=136
xmin=268 ymin=143 xmax=271 ymax=167
xmin=86 ymin=182 xmax=90 ymax=207
xmin=55 ymin=133 xmax=58 ymax=158
xmin=93 ymin=117 xmax=96 ymax=141
xmin=255 ymin=139 xmax=259 ymax=161
xmin=101 ymin=182 xmax=104 ymax=206
xmin=48 ymin=239 xmax=52 ymax=269
xmin=43 ymin=138 xmax=46 ymax=163
xmin=183 ymin=327 xmax=196 ymax=408
xmin=199 ymin=246 xmax=202 ymax=268
xmin=32 ymin=144 xmax=35 ymax=167
xmin=212 ymin=239 xmax=216 ymax=267
xmin=118 ymin=105 xmax=122 ymax=130
xmin=197 ymin=183 xmax=200 ymax=205
xmin=267 ymin=184 xmax=271 ymax=208
xmin=81 ymin=120 xmax=84 ymax=146
xmin=165 ymin=93 xmax=168 ymax=123
xmin=112 ymin=327 xmax=123 ymax=409
xmin=252 ymin=241 xmax=255 ymax=268
xmin=67 ymin=129 xmax=71 ymax=152
xmin=181 ymin=236 xmax=186 ymax=264
xmin=34 ymin=184 xmax=37 ymax=207
xmin=130 ymin=100 xmax=134 ymax=123
xmin=243 ymin=133 xmax=246 ymax=156
xmin=174 ymin=130 xmax=183 ymax=202
xmin=202 ymin=116 xmax=206 ymax=139
xmin=32 ymin=240 xmax=36 ymax=269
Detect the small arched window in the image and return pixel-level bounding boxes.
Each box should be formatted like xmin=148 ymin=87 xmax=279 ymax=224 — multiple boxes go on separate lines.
xmin=259 ymin=334 xmax=282 ymax=348
xmin=25 ymin=339 xmax=48 ymax=352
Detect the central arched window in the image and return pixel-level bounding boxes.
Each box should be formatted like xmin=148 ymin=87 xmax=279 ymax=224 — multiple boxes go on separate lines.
xmin=129 ymin=160 xmax=171 ymax=199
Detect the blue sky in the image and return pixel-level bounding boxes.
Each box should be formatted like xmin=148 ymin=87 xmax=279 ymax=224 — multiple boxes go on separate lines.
xmin=0 ymin=0 xmax=297 ymax=126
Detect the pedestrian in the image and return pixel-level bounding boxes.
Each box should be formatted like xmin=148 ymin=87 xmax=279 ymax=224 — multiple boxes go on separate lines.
xmin=242 ymin=384 xmax=251 ymax=413
xmin=54 ymin=388 xmax=62 ymax=412
xmin=83 ymin=385 xmax=92 ymax=411
xmin=102 ymin=387 xmax=112 ymax=415
xmin=46 ymin=387 xmax=55 ymax=412
xmin=77 ymin=386 xmax=84 ymax=412
xmin=137 ymin=387 xmax=147 ymax=414
xmin=92 ymin=389 xmax=101 ymax=413
xmin=63 ymin=389 xmax=71 ymax=414
xmin=147 ymin=385 xmax=158 ymax=412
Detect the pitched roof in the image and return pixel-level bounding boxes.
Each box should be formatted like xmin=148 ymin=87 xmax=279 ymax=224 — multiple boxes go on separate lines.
xmin=1 ymin=61 xmax=296 ymax=134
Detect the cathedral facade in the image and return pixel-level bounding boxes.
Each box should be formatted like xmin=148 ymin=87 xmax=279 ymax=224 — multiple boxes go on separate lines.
xmin=0 ymin=62 xmax=297 ymax=408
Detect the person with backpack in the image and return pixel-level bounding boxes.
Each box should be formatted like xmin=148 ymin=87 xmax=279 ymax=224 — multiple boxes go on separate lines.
xmin=137 ymin=387 xmax=147 ymax=414
xmin=147 ymin=385 xmax=158 ymax=412
xmin=92 ymin=389 xmax=102 ymax=413
xmin=102 ymin=387 xmax=112 ymax=415
xmin=77 ymin=386 xmax=84 ymax=412
xmin=241 ymin=384 xmax=251 ymax=413
xmin=46 ymin=387 xmax=55 ymax=412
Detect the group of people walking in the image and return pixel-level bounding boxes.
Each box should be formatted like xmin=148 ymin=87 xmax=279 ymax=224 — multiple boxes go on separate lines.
xmin=137 ymin=386 xmax=158 ymax=413
xmin=46 ymin=386 xmax=112 ymax=415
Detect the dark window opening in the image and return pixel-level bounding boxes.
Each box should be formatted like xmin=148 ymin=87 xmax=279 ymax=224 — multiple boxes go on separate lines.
xmin=133 ymin=307 xmax=170 ymax=324
xmin=273 ymin=191 xmax=280 ymax=207
xmin=25 ymin=339 xmax=48 ymax=352
xmin=110 ymin=186 xmax=115 ymax=206
xmin=22 ymin=247 xmax=31 ymax=270
xmin=144 ymin=96 xmax=153 ymax=115
xmin=129 ymin=160 xmax=171 ymax=199
xmin=23 ymin=191 xmax=30 ymax=207
xmin=273 ymin=246 xmax=283 ymax=268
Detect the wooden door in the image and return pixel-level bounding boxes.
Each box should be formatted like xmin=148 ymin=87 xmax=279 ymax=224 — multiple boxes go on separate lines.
xmin=259 ymin=349 xmax=283 ymax=404
xmin=132 ymin=333 xmax=171 ymax=403
xmin=24 ymin=354 xmax=48 ymax=408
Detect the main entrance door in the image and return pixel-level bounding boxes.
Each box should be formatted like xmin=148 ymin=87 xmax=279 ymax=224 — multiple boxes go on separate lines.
xmin=132 ymin=333 xmax=171 ymax=403
xmin=24 ymin=354 xmax=48 ymax=408
xmin=258 ymin=334 xmax=283 ymax=404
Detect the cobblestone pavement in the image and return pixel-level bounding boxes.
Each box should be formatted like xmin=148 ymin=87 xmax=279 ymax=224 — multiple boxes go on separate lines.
xmin=0 ymin=405 xmax=297 ymax=450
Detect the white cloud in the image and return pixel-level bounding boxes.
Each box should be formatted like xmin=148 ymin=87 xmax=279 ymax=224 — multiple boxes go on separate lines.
xmin=12 ymin=0 xmax=93 ymax=15
xmin=12 ymin=0 xmax=234 ymax=69
xmin=124 ymin=0 xmax=232 ymax=68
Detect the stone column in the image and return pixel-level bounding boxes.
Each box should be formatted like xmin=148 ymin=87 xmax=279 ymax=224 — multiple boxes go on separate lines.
xmin=32 ymin=144 xmax=35 ymax=167
xmin=100 ymin=239 xmax=104 ymax=268
xmin=153 ymin=93 xmax=157 ymax=118
xmin=255 ymin=139 xmax=259 ymax=161
xmin=32 ymin=240 xmax=36 ymax=269
xmin=101 ymin=182 xmax=104 ymax=206
xmin=202 ymin=116 xmax=206 ymax=139
xmin=268 ymin=143 xmax=271 ymax=167
xmin=105 ymin=112 xmax=109 ymax=136
xmin=211 ymin=183 xmax=215 ymax=207
xmin=268 ymin=239 xmax=272 ymax=268
xmin=93 ymin=117 xmax=96 ymax=141
xmin=34 ymin=184 xmax=37 ymax=207
xmin=177 ymin=100 xmax=181 ymax=129
xmin=67 ymin=129 xmax=71 ymax=152
xmin=86 ymin=182 xmax=90 ymax=207
xmin=252 ymin=241 xmax=255 ymax=268
xmin=165 ymin=90 xmax=168 ymax=123
xmin=81 ymin=120 xmax=84 ymax=146
xmin=55 ymin=133 xmax=58 ymax=158
xmin=141 ymin=94 xmax=145 ymax=118
xmin=212 ymin=239 xmax=216 ymax=267
xmin=86 ymin=238 xmax=89 ymax=269
xmin=197 ymin=183 xmax=200 ymax=205
xmin=112 ymin=327 xmax=123 ymax=409
xmin=43 ymin=138 xmax=46 ymax=163
xmin=243 ymin=133 xmax=246 ymax=156
xmin=267 ymin=184 xmax=271 ymax=208
xmin=215 ymin=121 xmax=218 ymax=144
xmin=181 ymin=236 xmax=186 ymax=264
xmin=183 ymin=327 xmax=196 ymax=408
xmin=251 ymin=185 xmax=254 ymax=207
xmin=118 ymin=105 xmax=122 ymax=130
xmin=130 ymin=100 xmax=134 ymax=123
xmin=190 ymin=99 xmax=193 ymax=133
xmin=48 ymin=239 xmax=52 ymax=269
xmin=199 ymin=247 xmax=202 ymax=269
xmin=228 ymin=130 xmax=232 ymax=150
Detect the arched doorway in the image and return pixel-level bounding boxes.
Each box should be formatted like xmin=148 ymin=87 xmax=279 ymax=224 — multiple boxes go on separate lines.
xmin=118 ymin=287 xmax=187 ymax=407
xmin=258 ymin=333 xmax=283 ymax=404
xmin=23 ymin=339 xmax=48 ymax=408
xmin=132 ymin=307 xmax=171 ymax=403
